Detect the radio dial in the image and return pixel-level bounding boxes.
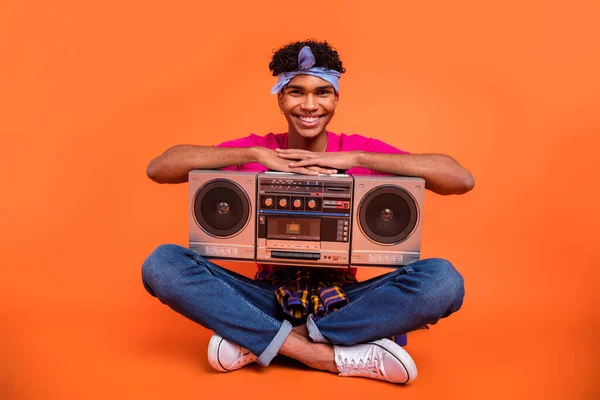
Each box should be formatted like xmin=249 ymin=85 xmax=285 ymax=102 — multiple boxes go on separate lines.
xmin=307 ymin=199 xmax=317 ymax=209
xmin=264 ymin=197 xmax=273 ymax=207
xmin=293 ymin=199 xmax=302 ymax=208
xmin=279 ymin=198 xmax=288 ymax=207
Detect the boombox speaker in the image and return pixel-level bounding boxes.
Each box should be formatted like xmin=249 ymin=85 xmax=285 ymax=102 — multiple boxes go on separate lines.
xmin=189 ymin=170 xmax=258 ymax=261
xmin=350 ymin=175 xmax=425 ymax=267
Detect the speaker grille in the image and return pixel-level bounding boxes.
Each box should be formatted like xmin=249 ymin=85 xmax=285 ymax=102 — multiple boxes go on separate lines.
xmin=358 ymin=185 xmax=418 ymax=244
xmin=193 ymin=179 xmax=250 ymax=238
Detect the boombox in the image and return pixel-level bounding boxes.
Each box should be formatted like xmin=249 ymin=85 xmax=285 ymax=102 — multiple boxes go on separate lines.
xmin=189 ymin=170 xmax=425 ymax=268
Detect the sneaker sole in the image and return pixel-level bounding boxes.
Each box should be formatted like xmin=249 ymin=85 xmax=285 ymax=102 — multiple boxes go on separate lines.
xmin=207 ymin=334 xmax=229 ymax=372
xmin=367 ymin=338 xmax=418 ymax=384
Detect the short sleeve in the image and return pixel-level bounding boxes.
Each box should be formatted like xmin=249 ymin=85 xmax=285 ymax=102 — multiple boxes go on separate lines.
xmin=215 ymin=135 xmax=259 ymax=149
xmin=343 ymin=135 xmax=410 ymax=176
xmin=364 ymin=138 xmax=410 ymax=155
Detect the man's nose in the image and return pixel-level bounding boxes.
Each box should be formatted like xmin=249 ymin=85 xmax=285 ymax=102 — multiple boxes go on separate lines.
xmin=301 ymin=95 xmax=318 ymax=112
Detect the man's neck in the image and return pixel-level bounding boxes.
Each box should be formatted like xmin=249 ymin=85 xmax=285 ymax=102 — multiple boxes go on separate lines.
xmin=287 ymin=131 xmax=328 ymax=152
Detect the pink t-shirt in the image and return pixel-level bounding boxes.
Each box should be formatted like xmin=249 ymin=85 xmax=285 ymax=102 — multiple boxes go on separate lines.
xmin=215 ymin=131 xmax=409 ymax=275
xmin=216 ymin=131 xmax=409 ymax=175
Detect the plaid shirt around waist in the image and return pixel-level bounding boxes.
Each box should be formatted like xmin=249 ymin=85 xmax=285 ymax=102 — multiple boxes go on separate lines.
xmin=255 ymin=267 xmax=357 ymax=320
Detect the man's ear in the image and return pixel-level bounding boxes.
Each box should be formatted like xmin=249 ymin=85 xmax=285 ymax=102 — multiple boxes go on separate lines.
xmin=335 ymin=93 xmax=339 ymax=107
xmin=277 ymin=91 xmax=284 ymax=110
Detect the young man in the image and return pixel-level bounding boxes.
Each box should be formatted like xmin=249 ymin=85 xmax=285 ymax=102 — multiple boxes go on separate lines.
xmin=143 ymin=40 xmax=474 ymax=384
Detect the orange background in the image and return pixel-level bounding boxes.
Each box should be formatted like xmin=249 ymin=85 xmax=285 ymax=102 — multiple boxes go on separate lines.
xmin=1 ymin=0 xmax=598 ymax=398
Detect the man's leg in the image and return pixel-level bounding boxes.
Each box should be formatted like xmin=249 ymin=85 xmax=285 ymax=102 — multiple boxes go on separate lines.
xmin=279 ymin=325 xmax=338 ymax=372
xmin=275 ymin=258 xmax=463 ymax=376
xmin=141 ymin=244 xmax=292 ymax=366
xmin=306 ymin=258 xmax=465 ymax=345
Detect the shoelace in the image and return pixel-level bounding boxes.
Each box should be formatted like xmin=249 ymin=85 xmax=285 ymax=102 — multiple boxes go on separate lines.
xmin=337 ymin=356 xmax=385 ymax=380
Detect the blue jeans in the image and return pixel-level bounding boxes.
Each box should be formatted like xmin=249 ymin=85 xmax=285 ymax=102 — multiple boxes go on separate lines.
xmin=142 ymin=244 xmax=464 ymax=366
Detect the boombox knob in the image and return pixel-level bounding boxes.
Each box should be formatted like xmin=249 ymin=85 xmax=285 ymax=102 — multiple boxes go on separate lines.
xmin=307 ymin=199 xmax=316 ymax=209
xmin=264 ymin=197 xmax=273 ymax=207
xmin=278 ymin=198 xmax=288 ymax=207
xmin=293 ymin=199 xmax=302 ymax=208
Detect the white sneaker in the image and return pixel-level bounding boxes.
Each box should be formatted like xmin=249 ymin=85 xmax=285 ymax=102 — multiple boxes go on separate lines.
xmin=207 ymin=334 xmax=258 ymax=372
xmin=334 ymin=338 xmax=418 ymax=384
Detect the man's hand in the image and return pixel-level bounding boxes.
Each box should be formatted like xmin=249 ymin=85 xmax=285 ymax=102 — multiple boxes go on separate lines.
xmin=276 ymin=148 xmax=360 ymax=171
xmin=254 ymin=147 xmax=338 ymax=175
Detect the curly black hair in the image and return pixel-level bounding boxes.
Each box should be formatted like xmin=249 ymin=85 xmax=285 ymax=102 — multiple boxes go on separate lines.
xmin=269 ymin=40 xmax=346 ymax=76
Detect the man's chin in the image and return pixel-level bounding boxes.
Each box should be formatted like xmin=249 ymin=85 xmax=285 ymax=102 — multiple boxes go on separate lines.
xmin=293 ymin=126 xmax=325 ymax=140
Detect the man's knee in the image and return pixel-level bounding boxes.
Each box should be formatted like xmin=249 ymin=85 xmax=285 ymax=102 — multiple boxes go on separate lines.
xmin=141 ymin=244 xmax=193 ymax=297
xmin=414 ymin=258 xmax=465 ymax=314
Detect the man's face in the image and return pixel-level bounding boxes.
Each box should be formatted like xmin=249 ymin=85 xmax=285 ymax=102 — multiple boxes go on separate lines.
xmin=278 ymin=74 xmax=339 ymax=140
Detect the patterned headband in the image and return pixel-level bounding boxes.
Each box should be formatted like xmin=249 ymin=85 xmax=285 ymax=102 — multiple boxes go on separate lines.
xmin=271 ymin=46 xmax=341 ymax=94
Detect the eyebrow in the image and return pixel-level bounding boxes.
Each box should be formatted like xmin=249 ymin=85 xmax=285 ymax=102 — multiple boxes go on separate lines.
xmin=286 ymin=84 xmax=334 ymax=91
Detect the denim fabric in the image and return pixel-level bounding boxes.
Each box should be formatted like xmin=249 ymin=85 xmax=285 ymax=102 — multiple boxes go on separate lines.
xmin=142 ymin=244 xmax=464 ymax=365
xmin=142 ymin=244 xmax=292 ymax=366
xmin=308 ymin=258 xmax=465 ymax=345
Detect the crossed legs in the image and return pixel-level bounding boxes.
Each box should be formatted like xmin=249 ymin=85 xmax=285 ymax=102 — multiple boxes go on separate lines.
xmin=142 ymin=244 xmax=464 ymax=373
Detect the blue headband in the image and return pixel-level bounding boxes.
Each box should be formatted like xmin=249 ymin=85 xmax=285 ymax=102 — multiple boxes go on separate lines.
xmin=270 ymin=46 xmax=341 ymax=94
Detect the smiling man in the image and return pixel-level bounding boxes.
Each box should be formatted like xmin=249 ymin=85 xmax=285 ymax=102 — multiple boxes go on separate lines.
xmin=142 ymin=40 xmax=473 ymax=384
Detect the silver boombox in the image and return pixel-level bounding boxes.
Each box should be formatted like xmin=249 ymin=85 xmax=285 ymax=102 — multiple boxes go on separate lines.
xmin=189 ymin=170 xmax=425 ymax=268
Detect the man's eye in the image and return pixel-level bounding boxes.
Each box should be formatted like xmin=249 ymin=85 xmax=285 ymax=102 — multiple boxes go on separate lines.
xmin=318 ymin=91 xmax=332 ymax=96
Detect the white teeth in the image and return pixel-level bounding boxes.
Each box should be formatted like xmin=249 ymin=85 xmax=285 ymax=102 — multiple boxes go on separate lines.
xmin=299 ymin=116 xmax=319 ymax=123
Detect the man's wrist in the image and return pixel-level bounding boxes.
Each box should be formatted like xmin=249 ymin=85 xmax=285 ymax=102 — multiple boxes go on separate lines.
xmin=354 ymin=151 xmax=367 ymax=168
xmin=249 ymin=146 xmax=264 ymax=164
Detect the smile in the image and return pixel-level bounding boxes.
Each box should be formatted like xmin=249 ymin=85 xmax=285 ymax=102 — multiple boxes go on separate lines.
xmin=294 ymin=115 xmax=323 ymax=126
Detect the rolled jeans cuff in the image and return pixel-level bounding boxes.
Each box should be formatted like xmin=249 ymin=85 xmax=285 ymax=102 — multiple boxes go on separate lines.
xmin=306 ymin=313 xmax=330 ymax=343
xmin=257 ymin=319 xmax=293 ymax=366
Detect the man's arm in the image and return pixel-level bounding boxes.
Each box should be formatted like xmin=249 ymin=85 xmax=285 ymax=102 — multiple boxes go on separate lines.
xmin=355 ymin=152 xmax=474 ymax=195
xmin=146 ymin=145 xmax=338 ymax=184
xmin=277 ymin=149 xmax=474 ymax=195
xmin=146 ymin=145 xmax=259 ymax=184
